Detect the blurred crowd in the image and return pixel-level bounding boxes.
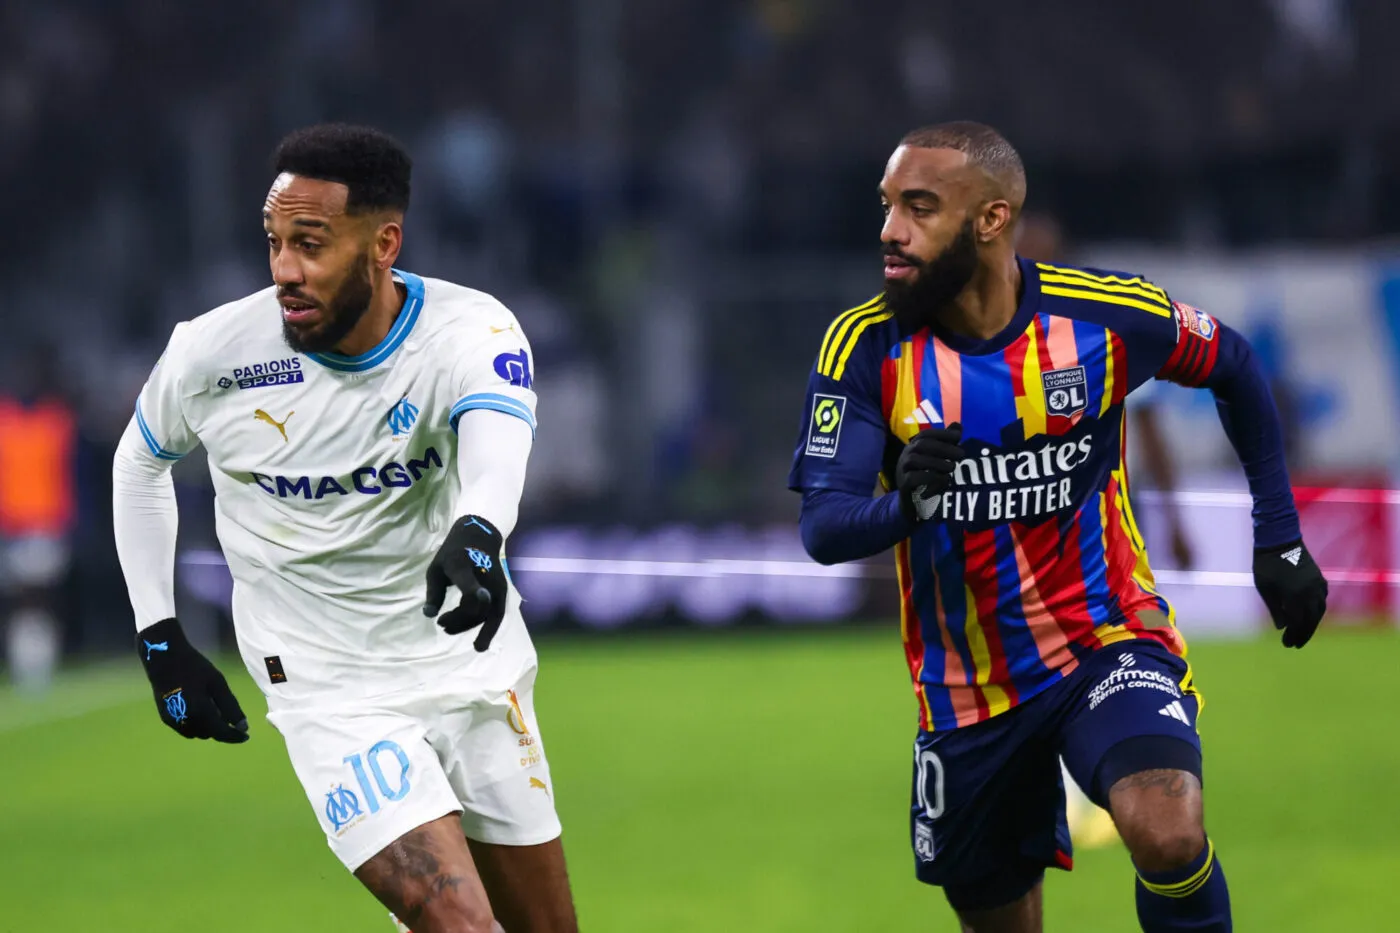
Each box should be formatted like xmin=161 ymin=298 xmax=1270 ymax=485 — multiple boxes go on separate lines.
xmin=0 ymin=0 xmax=1394 ymax=656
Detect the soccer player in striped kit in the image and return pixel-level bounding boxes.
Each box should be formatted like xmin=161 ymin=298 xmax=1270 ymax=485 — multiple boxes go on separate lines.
xmin=788 ymin=122 xmax=1328 ymax=933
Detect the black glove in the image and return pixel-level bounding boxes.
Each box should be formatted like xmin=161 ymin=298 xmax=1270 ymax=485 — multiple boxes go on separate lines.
xmin=136 ymin=618 xmax=249 ymax=742
xmin=1253 ymin=540 xmax=1329 ymax=648
xmin=895 ymin=423 xmax=965 ymax=522
xmin=423 ymin=514 xmax=509 ymax=650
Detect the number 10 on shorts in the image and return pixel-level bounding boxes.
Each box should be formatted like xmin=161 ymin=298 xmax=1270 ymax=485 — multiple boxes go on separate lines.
xmin=913 ymin=747 xmax=945 ymax=863
xmin=343 ymin=740 xmax=413 ymax=815
xmin=916 ymin=748 xmax=945 ymax=821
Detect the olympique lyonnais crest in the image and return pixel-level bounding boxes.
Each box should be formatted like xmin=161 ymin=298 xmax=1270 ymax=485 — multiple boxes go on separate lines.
xmin=1042 ymin=365 xmax=1089 ymax=429
xmin=1172 ymin=300 xmax=1217 ymax=341
xmin=914 ymin=821 xmax=937 ymax=862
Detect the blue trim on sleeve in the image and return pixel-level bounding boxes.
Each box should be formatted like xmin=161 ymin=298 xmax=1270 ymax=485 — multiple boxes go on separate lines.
xmin=134 ymin=402 xmax=185 ymax=461
xmin=450 ymin=392 xmax=537 ymax=436
xmin=307 ymin=270 xmax=425 ymax=373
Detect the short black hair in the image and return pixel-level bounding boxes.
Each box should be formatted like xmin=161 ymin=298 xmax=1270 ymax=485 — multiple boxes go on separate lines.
xmin=272 ymin=123 xmax=412 ymax=214
xmin=900 ymin=121 xmax=1026 ymax=213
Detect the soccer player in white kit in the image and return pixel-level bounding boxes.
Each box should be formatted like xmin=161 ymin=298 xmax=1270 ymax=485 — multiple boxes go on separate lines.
xmin=112 ymin=125 xmax=578 ymax=933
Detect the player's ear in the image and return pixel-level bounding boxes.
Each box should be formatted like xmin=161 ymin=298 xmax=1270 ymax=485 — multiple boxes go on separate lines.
xmin=979 ymin=200 xmax=1013 ymax=243
xmin=372 ymin=217 xmax=403 ymax=271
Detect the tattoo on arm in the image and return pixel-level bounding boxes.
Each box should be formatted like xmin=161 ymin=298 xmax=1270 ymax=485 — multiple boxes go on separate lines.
xmin=1112 ymin=769 xmax=1200 ymax=799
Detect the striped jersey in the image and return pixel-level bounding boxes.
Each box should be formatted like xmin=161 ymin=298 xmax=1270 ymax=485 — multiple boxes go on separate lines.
xmin=788 ymin=258 xmax=1223 ymax=731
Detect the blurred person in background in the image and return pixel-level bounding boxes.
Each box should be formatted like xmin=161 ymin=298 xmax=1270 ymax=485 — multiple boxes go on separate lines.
xmin=1017 ymin=212 xmax=1196 ymax=853
xmin=790 ymin=122 xmax=1328 ymax=933
xmin=0 ymin=343 xmax=77 ymax=693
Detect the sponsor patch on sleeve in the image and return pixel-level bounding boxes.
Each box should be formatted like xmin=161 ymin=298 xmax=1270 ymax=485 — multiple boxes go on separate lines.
xmin=493 ymin=349 xmax=534 ymax=389
xmin=805 ymin=394 xmax=846 ymax=458
xmin=1172 ymin=301 xmax=1217 ymax=341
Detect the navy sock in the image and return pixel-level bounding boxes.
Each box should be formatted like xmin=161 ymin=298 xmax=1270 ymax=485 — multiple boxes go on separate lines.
xmin=1135 ymin=838 xmax=1232 ymax=932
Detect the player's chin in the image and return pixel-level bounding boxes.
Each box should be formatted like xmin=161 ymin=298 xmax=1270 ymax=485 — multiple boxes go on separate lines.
xmin=883 ymin=273 xmax=918 ymax=301
xmin=281 ymin=318 xmax=331 ymax=353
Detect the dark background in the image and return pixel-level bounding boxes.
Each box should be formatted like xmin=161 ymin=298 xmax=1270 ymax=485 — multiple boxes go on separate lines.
xmin=1 ymin=0 xmax=1396 ymax=654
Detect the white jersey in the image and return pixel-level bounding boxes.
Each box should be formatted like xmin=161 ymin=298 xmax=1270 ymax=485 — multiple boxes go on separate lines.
xmin=130 ymin=270 xmax=538 ymax=702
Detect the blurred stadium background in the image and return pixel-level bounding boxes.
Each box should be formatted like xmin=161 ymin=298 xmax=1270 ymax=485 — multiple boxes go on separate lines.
xmin=1 ymin=1 xmax=1398 ymax=930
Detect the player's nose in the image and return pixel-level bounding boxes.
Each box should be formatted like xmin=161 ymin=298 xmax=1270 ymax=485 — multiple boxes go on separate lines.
xmin=881 ymin=211 xmax=910 ymax=246
xmin=270 ymin=250 xmax=305 ymax=286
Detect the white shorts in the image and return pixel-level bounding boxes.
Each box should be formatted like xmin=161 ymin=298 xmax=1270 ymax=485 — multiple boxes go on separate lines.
xmin=267 ymin=659 xmax=562 ymax=871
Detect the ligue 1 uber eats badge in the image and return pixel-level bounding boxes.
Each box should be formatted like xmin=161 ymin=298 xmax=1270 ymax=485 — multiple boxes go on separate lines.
xmin=805 ymin=394 xmax=846 ymax=458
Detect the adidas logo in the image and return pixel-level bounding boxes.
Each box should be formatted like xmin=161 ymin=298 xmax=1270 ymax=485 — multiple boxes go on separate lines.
xmin=903 ymin=399 xmax=944 ymax=428
xmin=1158 ymin=701 xmax=1191 ymax=725
xmin=1281 ymin=547 xmax=1302 ymax=566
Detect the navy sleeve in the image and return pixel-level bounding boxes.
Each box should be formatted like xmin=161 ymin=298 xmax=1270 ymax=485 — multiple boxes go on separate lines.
xmin=1035 ymin=264 xmax=1301 ymax=548
xmin=788 ymin=306 xmax=915 ymax=564
xmin=800 ymin=488 xmax=913 ymax=565
xmin=786 ymin=320 xmax=890 ymax=496
xmin=1156 ymin=311 xmax=1300 ymax=548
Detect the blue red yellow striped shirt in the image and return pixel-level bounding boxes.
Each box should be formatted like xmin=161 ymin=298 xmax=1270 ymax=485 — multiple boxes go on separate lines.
xmin=789 ymin=258 xmax=1225 ymax=731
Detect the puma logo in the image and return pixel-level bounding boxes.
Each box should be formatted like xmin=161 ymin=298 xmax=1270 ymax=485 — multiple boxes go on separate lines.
xmin=529 ymin=777 xmax=550 ymax=798
xmin=490 ymin=324 xmax=516 ymax=334
xmin=254 ymin=409 xmax=294 ymax=442
xmin=463 ymin=517 xmax=493 ymax=535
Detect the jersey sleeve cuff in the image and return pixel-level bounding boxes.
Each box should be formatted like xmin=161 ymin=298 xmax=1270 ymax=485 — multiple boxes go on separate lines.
xmin=449 ymin=392 xmax=537 ymax=437
xmin=134 ymin=401 xmax=187 ymax=461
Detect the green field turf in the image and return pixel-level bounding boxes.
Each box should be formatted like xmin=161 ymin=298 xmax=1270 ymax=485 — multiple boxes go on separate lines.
xmin=1 ymin=627 xmax=1397 ymax=931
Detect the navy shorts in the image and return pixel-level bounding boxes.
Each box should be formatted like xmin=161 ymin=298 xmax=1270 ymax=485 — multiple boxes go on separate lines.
xmin=909 ymin=640 xmax=1203 ymax=911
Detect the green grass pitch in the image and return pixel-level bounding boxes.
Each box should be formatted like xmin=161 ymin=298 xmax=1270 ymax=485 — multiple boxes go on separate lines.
xmin=1 ymin=627 xmax=1397 ymax=931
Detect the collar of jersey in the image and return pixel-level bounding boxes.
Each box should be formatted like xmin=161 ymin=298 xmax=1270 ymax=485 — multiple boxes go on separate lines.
xmin=926 ymin=256 xmax=1043 ymax=356
xmin=305 ymin=269 xmax=425 ymax=373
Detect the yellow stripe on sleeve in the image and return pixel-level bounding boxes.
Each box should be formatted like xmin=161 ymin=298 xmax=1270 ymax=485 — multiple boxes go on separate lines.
xmin=1036 ymin=263 xmax=1170 ymax=305
xmin=817 ymin=298 xmax=882 ymax=376
xmin=1038 ymin=273 xmax=1172 ymax=311
xmin=831 ymin=310 xmax=893 ymax=382
xmin=1040 ymin=285 xmax=1172 ymax=318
